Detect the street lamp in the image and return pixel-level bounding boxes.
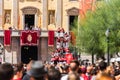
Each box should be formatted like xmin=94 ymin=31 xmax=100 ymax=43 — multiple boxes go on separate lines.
xmin=105 ymin=28 xmax=110 ymax=65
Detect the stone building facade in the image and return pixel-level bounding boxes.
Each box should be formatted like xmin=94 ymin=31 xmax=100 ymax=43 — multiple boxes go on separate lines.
xmin=0 ymin=0 xmax=80 ymax=64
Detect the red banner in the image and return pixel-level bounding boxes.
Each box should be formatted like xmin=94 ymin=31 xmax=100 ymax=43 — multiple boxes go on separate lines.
xmin=48 ymin=30 xmax=54 ymax=46
xmin=4 ymin=30 xmax=11 ymax=46
xmin=20 ymin=30 xmax=39 ymax=46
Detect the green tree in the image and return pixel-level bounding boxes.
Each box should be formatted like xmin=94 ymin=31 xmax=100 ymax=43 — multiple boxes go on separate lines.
xmin=71 ymin=0 xmax=120 ymax=60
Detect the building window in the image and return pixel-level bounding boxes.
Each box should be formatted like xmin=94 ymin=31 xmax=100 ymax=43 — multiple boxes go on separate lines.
xmin=48 ymin=10 xmax=55 ymax=24
xmin=4 ymin=10 xmax=11 ymax=24
xmin=69 ymin=16 xmax=78 ymax=30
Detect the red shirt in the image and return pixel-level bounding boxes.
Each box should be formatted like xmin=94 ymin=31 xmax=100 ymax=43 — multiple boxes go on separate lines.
xmin=11 ymin=78 xmax=22 ymax=80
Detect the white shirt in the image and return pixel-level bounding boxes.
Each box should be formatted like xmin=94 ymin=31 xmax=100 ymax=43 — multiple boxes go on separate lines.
xmin=61 ymin=74 xmax=84 ymax=80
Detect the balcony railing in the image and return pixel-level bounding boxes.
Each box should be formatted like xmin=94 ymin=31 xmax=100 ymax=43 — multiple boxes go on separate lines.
xmin=0 ymin=30 xmax=57 ymax=37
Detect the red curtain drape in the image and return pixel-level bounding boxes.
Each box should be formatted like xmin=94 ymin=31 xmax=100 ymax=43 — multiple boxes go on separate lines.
xmin=4 ymin=30 xmax=11 ymax=46
xmin=20 ymin=30 xmax=39 ymax=46
xmin=48 ymin=30 xmax=54 ymax=46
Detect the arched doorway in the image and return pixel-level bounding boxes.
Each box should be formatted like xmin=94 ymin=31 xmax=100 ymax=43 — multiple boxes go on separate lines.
xmin=67 ymin=7 xmax=79 ymax=30
xmin=21 ymin=6 xmax=40 ymax=30
xmin=21 ymin=46 xmax=38 ymax=64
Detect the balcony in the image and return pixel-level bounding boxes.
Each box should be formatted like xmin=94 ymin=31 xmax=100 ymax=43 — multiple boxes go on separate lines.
xmin=0 ymin=30 xmax=57 ymax=37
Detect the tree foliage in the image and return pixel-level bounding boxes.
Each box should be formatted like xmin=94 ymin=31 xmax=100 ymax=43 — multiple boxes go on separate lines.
xmin=72 ymin=0 xmax=120 ymax=57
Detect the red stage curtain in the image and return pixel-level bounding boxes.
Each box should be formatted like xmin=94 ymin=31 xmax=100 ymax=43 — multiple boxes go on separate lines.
xmin=20 ymin=30 xmax=39 ymax=46
xmin=48 ymin=30 xmax=54 ymax=46
xmin=4 ymin=30 xmax=11 ymax=46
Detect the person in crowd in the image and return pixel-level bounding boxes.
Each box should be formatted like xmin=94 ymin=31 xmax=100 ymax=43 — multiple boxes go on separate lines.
xmin=80 ymin=66 xmax=88 ymax=80
xmin=0 ymin=63 xmax=14 ymax=80
xmin=67 ymin=72 xmax=80 ymax=80
xmin=22 ymin=60 xmax=34 ymax=80
xmin=90 ymin=66 xmax=98 ymax=80
xmin=47 ymin=67 xmax=61 ymax=80
xmin=96 ymin=61 xmax=116 ymax=80
xmin=24 ymin=24 xmax=29 ymax=30
xmin=115 ymin=63 xmax=120 ymax=80
xmin=96 ymin=72 xmax=115 ymax=80
xmin=115 ymin=74 xmax=120 ymax=80
xmin=86 ymin=65 xmax=93 ymax=80
xmin=12 ymin=63 xmax=24 ymax=80
xmin=114 ymin=63 xmax=120 ymax=76
xmin=106 ymin=65 xmax=115 ymax=77
xmin=97 ymin=61 xmax=107 ymax=74
xmin=61 ymin=65 xmax=69 ymax=76
xmin=26 ymin=61 xmax=47 ymax=80
xmin=61 ymin=60 xmax=83 ymax=80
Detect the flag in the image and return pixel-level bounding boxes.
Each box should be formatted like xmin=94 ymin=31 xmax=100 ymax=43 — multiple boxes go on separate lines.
xmin=20 ymin=30 xmax=39 ymax=46
xmin=48 ymin=30 xmax=54 ymax=46
xmin=4 ymin=30 xmax=11 ymax=46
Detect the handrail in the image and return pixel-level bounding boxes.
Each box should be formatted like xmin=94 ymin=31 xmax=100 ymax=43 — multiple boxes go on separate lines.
xmin=0 ymin=30 xmax=58 ymax=37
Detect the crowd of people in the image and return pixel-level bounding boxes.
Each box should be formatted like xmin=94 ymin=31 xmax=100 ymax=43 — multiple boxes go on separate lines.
xmin=0 ymin=59 xmax=120 ymax=80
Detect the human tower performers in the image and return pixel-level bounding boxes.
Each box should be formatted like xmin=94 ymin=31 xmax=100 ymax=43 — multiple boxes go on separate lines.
xmin=51 ymin=27 xmax=74 ymax=63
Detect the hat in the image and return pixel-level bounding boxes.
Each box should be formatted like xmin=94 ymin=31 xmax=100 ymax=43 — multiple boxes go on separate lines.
xmin=27 ymin=61 xmax=47 ymax=78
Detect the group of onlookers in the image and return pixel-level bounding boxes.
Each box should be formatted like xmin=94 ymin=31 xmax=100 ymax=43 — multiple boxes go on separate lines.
xmin=0 ymin=60 xmax=120 ymax=80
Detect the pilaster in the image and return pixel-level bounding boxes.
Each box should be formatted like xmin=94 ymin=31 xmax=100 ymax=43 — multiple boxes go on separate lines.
xmin=56 ymin=0 xmax=62 ymax=28
xmin=42 ymin=0 xmax=48 ymax=30
xmin=12 ymin=0 xmax=19 ymax=30
xmin=35 ymin=14 xmax=38 ymax=27
xmin=0 ymin=0 xmax=4 ymax=30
